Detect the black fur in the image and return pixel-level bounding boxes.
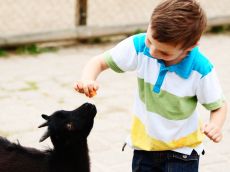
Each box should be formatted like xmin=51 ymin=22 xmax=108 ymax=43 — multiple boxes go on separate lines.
xmin=0 ymin=103 xmax=97 ymax=172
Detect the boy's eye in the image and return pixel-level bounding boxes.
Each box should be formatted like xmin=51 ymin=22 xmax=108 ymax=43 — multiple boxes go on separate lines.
xmin=162 ymin=52 xmax=169 ymax=56
xmin=160 ymin=51 xmax=170 ymax=56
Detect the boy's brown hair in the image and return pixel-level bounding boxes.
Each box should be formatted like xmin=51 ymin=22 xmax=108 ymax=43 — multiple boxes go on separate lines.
xmin=150 ymin=0 xmax=207 ymax=50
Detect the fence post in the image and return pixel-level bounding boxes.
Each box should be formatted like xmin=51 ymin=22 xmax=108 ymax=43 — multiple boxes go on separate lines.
xmin=76 ymin=0 xmax=87 ymax=26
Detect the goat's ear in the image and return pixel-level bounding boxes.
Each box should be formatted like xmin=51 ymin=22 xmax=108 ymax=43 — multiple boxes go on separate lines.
xmin=41 ymin=114 xmax=50 ymax=120
xmin=39 ymin=131 xmax=50 ymax=142
xmin=38 ymin=122 xmax=48 ymax=128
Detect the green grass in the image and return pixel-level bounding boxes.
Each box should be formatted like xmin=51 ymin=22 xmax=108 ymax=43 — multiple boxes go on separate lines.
xmin=16 ymin=44 xmax=57 ymax=55
xmin=19 ymin=81 xmax=39 ymax=91
xmin=208 ymin=25 xmax=230 ymax=33
xmin=134 ymin=28 xmax=145 ymax=34
xmin=0 ymin=44 xmax=57 ymax=58
xmin=0 ymin=49 xmax=7 ymax=57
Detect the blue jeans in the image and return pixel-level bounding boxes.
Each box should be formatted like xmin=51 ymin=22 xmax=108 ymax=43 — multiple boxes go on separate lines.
xmin=132 ymin=150 xmax=199 ymax=172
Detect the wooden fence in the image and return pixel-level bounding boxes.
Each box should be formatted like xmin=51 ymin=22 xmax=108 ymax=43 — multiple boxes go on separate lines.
xmin=0 ymin=0 xmax=230 ymax=47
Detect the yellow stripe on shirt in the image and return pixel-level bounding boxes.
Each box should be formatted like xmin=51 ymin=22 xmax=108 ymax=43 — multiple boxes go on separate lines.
xmin=131 ymin=116 xmax=204 ymax=151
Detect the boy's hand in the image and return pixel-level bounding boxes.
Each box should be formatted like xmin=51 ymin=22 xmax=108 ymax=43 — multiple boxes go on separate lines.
xmin=201 ymin=123 xmax=223 ymax=143
xmin=74 ymin=80 xmax=99 ymax=98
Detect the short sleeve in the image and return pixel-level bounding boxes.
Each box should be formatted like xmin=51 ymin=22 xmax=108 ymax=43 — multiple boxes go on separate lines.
xmin=103 ymin=35 xmax=138 ymax=73
xmin=196 ymin=68 xmax=225 ymax=110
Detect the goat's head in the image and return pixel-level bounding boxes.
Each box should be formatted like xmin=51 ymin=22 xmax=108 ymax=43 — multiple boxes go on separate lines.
xmin=38 ymin=103 xmax=97 ymax=149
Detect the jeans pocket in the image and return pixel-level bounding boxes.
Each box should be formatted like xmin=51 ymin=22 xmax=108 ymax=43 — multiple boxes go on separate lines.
xmin=172 ymin=151 xmax=199 ymax=162
xmin=167 ymin=151 xmax=199 ymax=172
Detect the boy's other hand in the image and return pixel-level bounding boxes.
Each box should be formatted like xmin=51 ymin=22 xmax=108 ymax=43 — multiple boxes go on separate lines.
xmin=74 ymin=80 xmax=99 ymax=98
xmin=201 ymin=123 xmax=223 ymax=143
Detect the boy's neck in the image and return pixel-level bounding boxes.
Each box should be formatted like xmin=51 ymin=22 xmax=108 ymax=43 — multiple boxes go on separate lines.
xmin=164 ymin=51 xmax=189 ymax=66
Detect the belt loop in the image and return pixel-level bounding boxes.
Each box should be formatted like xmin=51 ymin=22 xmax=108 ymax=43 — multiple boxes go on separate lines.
xmin=202 ymin=150 xmax=205 ymax=155
xmin=122 ymin=143 xmax=127 ymax=151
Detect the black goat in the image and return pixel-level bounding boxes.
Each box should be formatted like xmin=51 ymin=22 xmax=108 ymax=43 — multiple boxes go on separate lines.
xmin=0 ymin=103 xmax=97 ymax=172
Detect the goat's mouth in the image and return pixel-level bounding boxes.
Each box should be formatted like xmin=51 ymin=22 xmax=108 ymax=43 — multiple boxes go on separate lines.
xmin=88 ymin=104 xmax=97 ymax=117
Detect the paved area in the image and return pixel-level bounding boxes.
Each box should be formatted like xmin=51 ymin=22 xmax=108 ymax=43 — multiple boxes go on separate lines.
xmin=0 ymin=33 xmax=230 ymax=171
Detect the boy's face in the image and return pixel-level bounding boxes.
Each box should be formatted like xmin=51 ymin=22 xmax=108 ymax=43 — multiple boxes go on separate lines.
xmin=145 ymin=26 xmax=195 ymax=66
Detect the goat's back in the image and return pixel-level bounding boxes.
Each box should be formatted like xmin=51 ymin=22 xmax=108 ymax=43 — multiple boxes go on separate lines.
xmin=0 ymin=137 xmax=49 ymax=172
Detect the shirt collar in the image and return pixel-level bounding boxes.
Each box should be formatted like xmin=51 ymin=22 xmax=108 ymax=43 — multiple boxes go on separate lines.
xmin=145 ymin=46 xmax=198 ymax=79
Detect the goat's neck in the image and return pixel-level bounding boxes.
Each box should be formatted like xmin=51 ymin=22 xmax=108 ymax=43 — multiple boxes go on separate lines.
xmin=50 ymin=140 xmax=90 ymax=172
xmin=54 ymin=139 xmax=89 ymax=156
xmin=53 ymin=145 xmax=90 ymax=162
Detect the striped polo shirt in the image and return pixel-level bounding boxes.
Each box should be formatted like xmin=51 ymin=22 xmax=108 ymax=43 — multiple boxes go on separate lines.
xmin=103 ymin=33 xmax=225 ymax=155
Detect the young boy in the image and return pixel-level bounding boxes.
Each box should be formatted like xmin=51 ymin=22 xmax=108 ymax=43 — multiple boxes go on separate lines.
xmin=75 ymin=0 xmax=227 ymax=171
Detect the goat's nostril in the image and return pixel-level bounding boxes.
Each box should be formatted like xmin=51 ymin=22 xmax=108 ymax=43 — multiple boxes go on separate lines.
xmin=84 ymin=103 xmax=92 ymax=107
xmin=83 ymin=103 xmax=97 ymax=112
xmin=91 ymin=105 xmax=97 ymax=114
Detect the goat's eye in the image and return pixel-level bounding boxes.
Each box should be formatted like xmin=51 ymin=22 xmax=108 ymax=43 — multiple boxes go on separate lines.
xmin=66 ymin=122 xmax=75 ymax=131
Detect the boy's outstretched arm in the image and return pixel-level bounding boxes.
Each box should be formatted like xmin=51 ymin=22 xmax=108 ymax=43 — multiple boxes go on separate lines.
xmin=202 ymin=102 xmax=228 ymax=143
xmin=74 ymin=54 xmax=109 ymax=97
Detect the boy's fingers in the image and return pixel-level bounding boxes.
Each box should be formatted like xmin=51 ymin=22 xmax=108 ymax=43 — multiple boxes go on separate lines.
xmin=212 ymin=134 xmax=222 ymax=143
xmin=201 ymin=123 xmax=208 ymax=133
xmin=74 ymin=83 xmax=78 ymax=90
xmin=205 ymin=126 xmax=215 ymax=135
xmin=88 ymin=84 xmax=96 ymax=97
xmin=211 ymin=133 xmax=221 ymax=141
xmin=74 ymin=82 xmax=81 ymax=90
xmin=93 ymin=83 xmax=99 ymax=91
xmin=87 ymin=83 xmax=98 ymax=98
xmin=88 ymin=84 xmax=94 ymax=92
xmin=74 ymin=81 xmax=98 ymax=98
xmin=203 ymin=124 xmax=214 ymax=134
xmin=208 ymin=128 xmax=218 ymax=138
xmin=202 ymin=123 xmax=223 ymax=143
xmin=89 ymin=85 xmax=97 ymax=98
xmin=214 ymin=135 xmax=222 ymax=143
xmin=83 ymin=85 xmax=90 ymax=97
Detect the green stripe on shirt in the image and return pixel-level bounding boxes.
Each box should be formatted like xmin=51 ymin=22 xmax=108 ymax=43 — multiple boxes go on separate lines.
xmin=103 ymin=52 xmax=124 ymax=73
xmin=138 ymin=78 xmax=197 ymax=120
xmin=202 ymin=97 xmax=225 ymax=110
